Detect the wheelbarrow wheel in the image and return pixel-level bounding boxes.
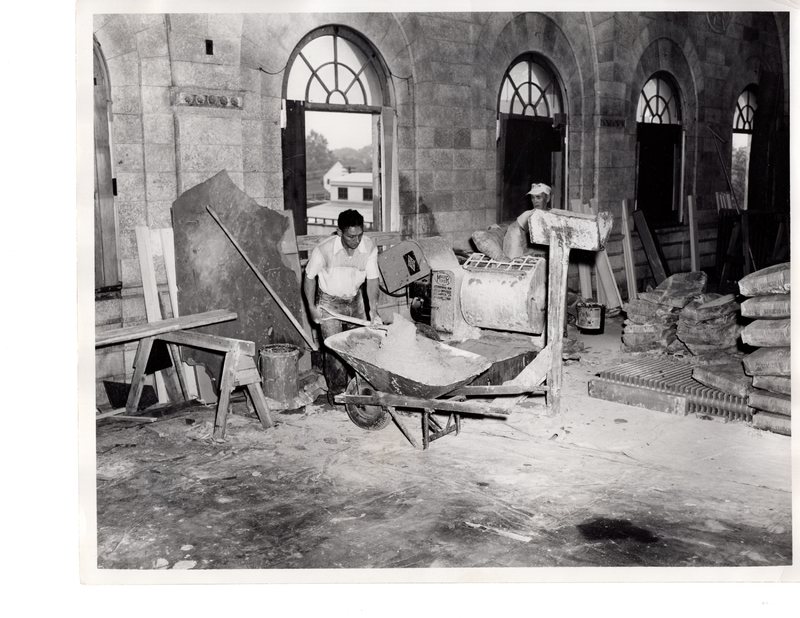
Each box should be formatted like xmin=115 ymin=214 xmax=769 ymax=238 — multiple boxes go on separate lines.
xmin=344 ymin=377 xmax=391 ymax=430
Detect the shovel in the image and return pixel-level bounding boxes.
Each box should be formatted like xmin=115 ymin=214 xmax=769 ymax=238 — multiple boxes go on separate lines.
xmin=319 ymin=306 xmax=388 ymax=329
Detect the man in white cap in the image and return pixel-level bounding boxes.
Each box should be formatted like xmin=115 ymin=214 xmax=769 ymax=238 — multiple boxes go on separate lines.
xmin=503 ymin=182 xmax=552 ymax=258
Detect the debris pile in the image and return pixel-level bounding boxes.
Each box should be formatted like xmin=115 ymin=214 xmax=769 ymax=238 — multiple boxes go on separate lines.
xmin=622 ymin=272 xmax=707 ymax=353
xmin=738 ymin=263 xmax=791 ymax=436
xmin=676 ymin=293 xmax=742 ymax=362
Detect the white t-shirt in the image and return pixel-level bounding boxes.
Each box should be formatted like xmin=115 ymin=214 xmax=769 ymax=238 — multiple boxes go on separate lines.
xmin=305 ymin=235 xmax=380 ymax=298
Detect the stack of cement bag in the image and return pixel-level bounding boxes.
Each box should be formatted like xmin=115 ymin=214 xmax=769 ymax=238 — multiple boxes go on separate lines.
xmin=739 ymin=263 xmax=791 ymax=436
xmin=622 ymin=272 xmax=707 ymax=353
xmin=676 ymin=293 xmax=743 ymax=361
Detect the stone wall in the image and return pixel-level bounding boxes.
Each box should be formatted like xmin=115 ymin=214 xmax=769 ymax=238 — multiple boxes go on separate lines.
xmin=92 ymin=11 xmax=789 ymax=398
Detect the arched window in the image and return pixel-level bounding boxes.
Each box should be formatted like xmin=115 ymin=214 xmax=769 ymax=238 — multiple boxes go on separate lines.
xmin=498 ymin=55 xmax=563 ymax=118
xmin=731 ymin=85 xmax=758 ymax=209
xmin=636 ymin=74 xmax=681 ymax=124
xmin=496 ymin=54 xmax=566 ymax=219
xmin=286 ymin=29 xmax=384 ymax=106
xmin=635 ymin=72 xmax=684 ymax=228
xmin=94 ymin=39 xmax=119 ymax=291
xmin=282 ymin=26 xmax=394 ymax=236
xmin=733 ymin=87 xmax=758 ymax=132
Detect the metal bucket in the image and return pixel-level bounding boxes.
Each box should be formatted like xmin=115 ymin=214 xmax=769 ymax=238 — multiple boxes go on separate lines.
xmin=576 ymin=301 xmax=605 ymax=334
xmin=259 ymin=344 xmax=300 ymax=406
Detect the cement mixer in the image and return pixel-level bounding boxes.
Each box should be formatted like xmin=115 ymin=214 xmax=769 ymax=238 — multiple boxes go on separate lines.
xmin=378 ymin=237 xmax=547 ymax=340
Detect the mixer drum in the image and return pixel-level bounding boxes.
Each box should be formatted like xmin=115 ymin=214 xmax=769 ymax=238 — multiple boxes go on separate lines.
xmin=459 ymin=254 xmax=547 ymax=334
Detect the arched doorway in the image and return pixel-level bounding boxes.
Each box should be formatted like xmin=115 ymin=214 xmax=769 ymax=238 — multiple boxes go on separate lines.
xmin=635 ymin=72 xmax=684 ymax=228
xmin=282 ymin=26 xmax=394 ymax=236
xmin=94 ymin=39 xmax=118 ymax=291
xmin=731 ymin=85 xmax=757 ymax=210
xmin=496 ymin=53 xmax=566 ymax=222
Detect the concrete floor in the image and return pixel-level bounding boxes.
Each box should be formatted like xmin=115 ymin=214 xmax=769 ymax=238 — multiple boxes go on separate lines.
xmin=93 ymin=315 xmax=793 ymax=573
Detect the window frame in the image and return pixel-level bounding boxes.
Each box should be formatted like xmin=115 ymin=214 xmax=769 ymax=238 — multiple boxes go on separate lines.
xmin=282 ymin=25 xmax=396 ymax=235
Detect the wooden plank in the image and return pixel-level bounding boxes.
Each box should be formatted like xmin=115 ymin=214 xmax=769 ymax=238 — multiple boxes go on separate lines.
xmin=158 ymin=330 xmax=256 ymax=356
xmin=159 ymin=226 xmax=199 ymax=399
xmin=544 ymin=238 xmax=570 ymax=416
xmin=588 ymin=378 xmax=688 ymax=416
xmin=245 ymin=383 xmax=274 ymax=429
xmin=449 ymin=384 xmax=546 ymax=397
xmin=135 ymin=226 xmax=167 ymax=402
xmin=620 ymin=199 xmax=638 ymax=301
xmin=632 ymin=209 xmax=669 ymax=284
xmin=595 ymin=250 xmax=623 ymax=309
xmin=386 ymin=406 xmax=419 ymax=449
xmin=95 ymin=407 xmax=126 ymax=420
xmin=125 ymin=336 xmax=155 ymax=414
xmin=213 ymin=349 xmax=240 ymax=440
xmin=335 ymin=393 xmax=511 ymax=418
xmin=206 ymin=206 xmax=318 ymax=351
xmin=96 ymin=310 xmax=238 ymax=347
xmin=296 ymin=231 xmax=401 ymax=252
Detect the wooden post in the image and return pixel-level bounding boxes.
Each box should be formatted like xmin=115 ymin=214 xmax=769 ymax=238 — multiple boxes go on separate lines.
xmin=527 ymin=208 xmax=613 ymax=416
xmin=545 ymin=234 xmax=570 ymax=416
xmin=620 ymin=199 xmax=638 ymax=301
xmin=687 ymin=195 xmax=700 ymax=272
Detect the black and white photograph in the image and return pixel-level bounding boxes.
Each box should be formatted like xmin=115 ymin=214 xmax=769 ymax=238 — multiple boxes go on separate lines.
xmin=71 ymin=0 xmax=798 ymax=594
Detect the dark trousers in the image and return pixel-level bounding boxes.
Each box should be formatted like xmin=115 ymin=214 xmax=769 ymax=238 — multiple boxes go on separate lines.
xmin=318 ymin=291 xmax=366 ymax=394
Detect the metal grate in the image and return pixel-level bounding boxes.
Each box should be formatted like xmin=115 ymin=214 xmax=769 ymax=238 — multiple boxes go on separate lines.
xmin=589 ymin=356 xmax=753 ymax=422
xmin=463 ymin=253 xmax=542 ymax=273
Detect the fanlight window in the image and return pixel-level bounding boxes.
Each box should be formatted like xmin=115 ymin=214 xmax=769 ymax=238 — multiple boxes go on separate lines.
xmin=286 ymin=30 xmax=383 ymax=106
xmin=498 ymin=55 xmax=562 ymax=118
xmin=733 ymin=88 xmax=757 ymax=132
xmin=637 ymin=75 xmax=681 ymax=124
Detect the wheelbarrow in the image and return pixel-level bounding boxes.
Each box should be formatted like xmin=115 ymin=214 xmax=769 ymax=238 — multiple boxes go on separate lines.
xmin=325 ymin=327 xmax=546 ymax=449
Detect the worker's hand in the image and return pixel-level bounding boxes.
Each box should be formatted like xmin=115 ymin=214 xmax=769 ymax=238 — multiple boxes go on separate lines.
xmin=370 ymin=314 xmax=384 ymax=326
xmin=309 ymin=305 xmax=322 ymax=324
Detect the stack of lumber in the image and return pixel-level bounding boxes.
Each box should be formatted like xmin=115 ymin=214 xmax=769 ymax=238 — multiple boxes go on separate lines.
xmin=738 ymin=263 xmax=791 ymax=436
xmin=676 ymin=293 xmax=742 ymax=361
xmin=621 ymin=272 xmax=707 ymax=353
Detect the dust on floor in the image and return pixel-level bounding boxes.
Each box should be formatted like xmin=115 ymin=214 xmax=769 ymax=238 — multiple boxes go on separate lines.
xmin=93 ymin=317 xmax=792 ymax=570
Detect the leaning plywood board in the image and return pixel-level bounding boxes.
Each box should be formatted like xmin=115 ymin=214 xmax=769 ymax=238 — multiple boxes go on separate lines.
xmin=633 ymin=209 xmax=669 ymax=284
xmin=172 ymin=171 xmax=314 ymax=390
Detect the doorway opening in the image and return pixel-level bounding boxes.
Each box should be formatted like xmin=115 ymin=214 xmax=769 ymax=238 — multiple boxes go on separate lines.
xmin=496 ymin=53 xmax=566 ymax=223
xmin=304 ymin=111 xmax=375 ymax=234
xmin=635 ymin=73 xmax=684 ymax=228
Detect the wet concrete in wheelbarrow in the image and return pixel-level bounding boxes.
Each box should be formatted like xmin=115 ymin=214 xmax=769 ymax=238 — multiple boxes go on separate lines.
xmin=95 ymin=318 xmax=793 ymax=571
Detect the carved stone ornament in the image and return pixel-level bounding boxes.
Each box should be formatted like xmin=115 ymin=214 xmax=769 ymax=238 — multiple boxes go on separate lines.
xmin=175 ymin=91 xmax=243 ymax=109
xmin=706 ymin=12 xmax=732 ymax=34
